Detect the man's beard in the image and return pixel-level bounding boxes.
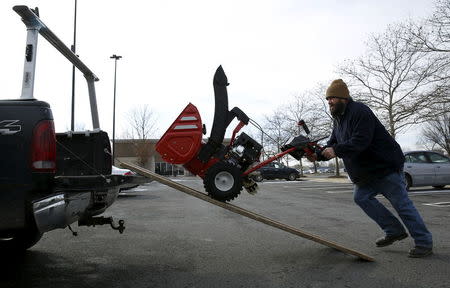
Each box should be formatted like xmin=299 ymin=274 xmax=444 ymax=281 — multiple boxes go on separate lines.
xmin=330 ymin=101 xmax=347 ymax=118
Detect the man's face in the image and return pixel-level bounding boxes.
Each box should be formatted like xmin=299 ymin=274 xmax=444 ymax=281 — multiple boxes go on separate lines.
xmin=327 ymin=97 xmax=347 ymax=117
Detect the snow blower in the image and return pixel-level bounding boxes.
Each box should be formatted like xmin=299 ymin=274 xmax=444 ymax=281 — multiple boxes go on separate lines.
xmin=155 ymin=66 xmax=323 ymax=202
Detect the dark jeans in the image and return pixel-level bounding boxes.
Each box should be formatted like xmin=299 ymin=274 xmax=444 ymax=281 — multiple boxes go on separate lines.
xmin=354 ymin=171 xmax=433 ymax=248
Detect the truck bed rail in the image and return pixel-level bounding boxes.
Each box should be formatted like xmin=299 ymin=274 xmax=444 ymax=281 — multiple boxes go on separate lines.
xmin=13 ymin=5 xmax=100 ymax=129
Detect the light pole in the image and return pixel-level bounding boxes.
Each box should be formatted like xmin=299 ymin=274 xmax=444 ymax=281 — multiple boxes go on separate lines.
xmin=110 ymin=54 xmax=122 ymax=165
xmin=70 ymin=0 xmax=78 ymax=131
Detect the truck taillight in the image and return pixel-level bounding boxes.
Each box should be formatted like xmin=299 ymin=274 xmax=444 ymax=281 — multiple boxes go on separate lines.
xmin=31 ymin=120 xmax=56 ymax=172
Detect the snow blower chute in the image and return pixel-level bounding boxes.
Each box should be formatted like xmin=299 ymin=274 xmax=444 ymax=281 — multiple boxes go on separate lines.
xmin=156 ymin=66 xmax=323 ymax=202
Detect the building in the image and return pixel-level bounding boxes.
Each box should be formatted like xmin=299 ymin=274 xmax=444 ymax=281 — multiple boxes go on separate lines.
xmin=114 ymin=138 xmax=230 ymax=176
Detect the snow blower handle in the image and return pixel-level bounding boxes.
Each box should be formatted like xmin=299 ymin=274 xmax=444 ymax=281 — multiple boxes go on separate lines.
xmin=298 ymin=120 xmax=310 ymax=134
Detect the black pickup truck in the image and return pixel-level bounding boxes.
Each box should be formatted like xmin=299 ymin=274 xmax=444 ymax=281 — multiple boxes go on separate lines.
xmin=0 ymin=6 xmax=125 ymax=251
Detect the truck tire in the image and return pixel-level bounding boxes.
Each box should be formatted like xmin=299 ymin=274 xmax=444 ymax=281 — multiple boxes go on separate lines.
xmin=0 ymin=223 xmax=42 ymax=251
xmin=204 ymin=161 xmax=243 ymax=202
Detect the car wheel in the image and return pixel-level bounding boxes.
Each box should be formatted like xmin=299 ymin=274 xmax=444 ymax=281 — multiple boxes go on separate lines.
xmin=203 ymin=161 xmax=243 ymax=202
xmin=253 ymin=174 xmax=263 ymax=182
xmin=287 ymin=173 xmax=297 ymax=181
xmin=432 ymin=185 xmax=445 ymax=189
xmin=405 ymin=174 xmax=412 ymax=191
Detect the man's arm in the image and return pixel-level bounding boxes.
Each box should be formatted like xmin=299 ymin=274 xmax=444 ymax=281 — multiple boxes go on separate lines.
xmin=327 ymin=124 xmax=337 ymax=147
xmin=312 ymin=123 xmax=339 ymax=161
xmin=307 ymin=128 xmax=336 ymax=162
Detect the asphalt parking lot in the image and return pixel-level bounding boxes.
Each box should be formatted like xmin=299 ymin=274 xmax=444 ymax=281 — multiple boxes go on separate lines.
xmin=2 ymin=176 xmax=449 ymax=288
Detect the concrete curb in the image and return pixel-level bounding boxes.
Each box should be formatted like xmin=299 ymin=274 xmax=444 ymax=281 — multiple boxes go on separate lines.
xmin=303 ymin=176 xmax=352 ymax=184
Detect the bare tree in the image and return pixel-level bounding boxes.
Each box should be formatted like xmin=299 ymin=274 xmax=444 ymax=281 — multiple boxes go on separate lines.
xmin=124 ymin=105 xmax=158 ymax=166
xmin=125 ymin=105 xmax=158 ymax=140
xmin=312 ymin=84 xmax=343 ymax=177
xmin=339 ymin=24 xmax=450 ymax=138
xmin=285 ymin=91 xmax=330 ymax=139
xmin=406 ymin=0 xmax=450 ymax=117
xmin=420 ymin=112 xmax=450 ymax=155
xmin=409 ymin=0 xmax=450 ymax=53
xmin=282 ymin=91 xmax=331 ymax=174
xmin=404 ymin=0 xmax=450 ymax=153
xmin=309 ymin=83 xmax=334 ymax=138
xmin=263 ymin=108 xmax=291 ymax=159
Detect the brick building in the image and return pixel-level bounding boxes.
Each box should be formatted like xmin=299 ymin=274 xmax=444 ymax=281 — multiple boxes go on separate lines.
xmin=114 ymin=138 xmax=231 ymax=176
xmin=114 ymin=139 xmax=184 ymax=176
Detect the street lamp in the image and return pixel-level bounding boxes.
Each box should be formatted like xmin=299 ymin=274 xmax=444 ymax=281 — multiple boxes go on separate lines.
xmin=110 ymin=54 xmax=122 ymax=164
xmin=70 ymin=0 xmax=78 ymax=131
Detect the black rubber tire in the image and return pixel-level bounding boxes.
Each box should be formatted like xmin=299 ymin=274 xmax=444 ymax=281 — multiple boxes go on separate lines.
xmin=405 ymin=174 xmax=412 ymax=191
xmin=253 ymin=174 xmax=263 ymax=182
xmin=0 ymin=226 xmax=42 ymax=251
xmin=204 ymin=161 xmax=243 ymax=202
xmin=287 ymin=173 xmax=297 ymax=181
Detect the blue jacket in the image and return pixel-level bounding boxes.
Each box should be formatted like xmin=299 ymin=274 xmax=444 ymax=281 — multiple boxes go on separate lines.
xmin=326 ymin=99 xmax=405 ymax=184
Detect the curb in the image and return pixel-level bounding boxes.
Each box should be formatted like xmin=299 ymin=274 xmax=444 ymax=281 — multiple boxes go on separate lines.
xmin=304 ymin=176 xmax=351 ymax=184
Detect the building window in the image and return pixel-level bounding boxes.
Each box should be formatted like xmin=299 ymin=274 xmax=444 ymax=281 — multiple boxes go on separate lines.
xmin=174 ymin=165 xmax=184 ymax=176
xmin=155 ymin=162 xmax=185 ymax=176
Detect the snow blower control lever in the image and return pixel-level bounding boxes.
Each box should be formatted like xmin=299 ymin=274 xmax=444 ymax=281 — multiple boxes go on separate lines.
xmin=156 ymin=66 xmax=323 ymax=202
xmin=279 ymin=120 xmax=325 ymax=161
xmin=242 ymin=120 xmax=324 ymax=177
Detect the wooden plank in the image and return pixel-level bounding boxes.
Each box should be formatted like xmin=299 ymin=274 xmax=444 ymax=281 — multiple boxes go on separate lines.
xmin=122 ymin=162 xmax=375 ymax=262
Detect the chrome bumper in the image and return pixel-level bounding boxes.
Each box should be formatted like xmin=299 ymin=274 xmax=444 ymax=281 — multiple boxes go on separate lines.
xmin=32 ymin=192 xmax=91 ymax=233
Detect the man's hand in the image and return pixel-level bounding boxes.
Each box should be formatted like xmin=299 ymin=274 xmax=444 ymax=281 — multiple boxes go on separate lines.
xmin=321 ymin=147 xmax=336 ymax=159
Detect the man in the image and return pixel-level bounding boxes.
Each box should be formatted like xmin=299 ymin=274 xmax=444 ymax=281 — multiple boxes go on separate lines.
xmin=309 ymin=79 xmax=433 ymax=258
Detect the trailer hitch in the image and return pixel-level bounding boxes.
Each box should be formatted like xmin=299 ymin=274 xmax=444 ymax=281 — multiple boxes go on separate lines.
xmin=78 ymin=216 xmax=125 ymax=234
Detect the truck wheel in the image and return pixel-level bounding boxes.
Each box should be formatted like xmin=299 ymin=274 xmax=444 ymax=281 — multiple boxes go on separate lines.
xmin=204 ymin=162 xmax=243 ymax=202
xmin=287 ymin=173 xmax=297 ymax=181
xmin=0 ymin=226 xmax=42 ymax=251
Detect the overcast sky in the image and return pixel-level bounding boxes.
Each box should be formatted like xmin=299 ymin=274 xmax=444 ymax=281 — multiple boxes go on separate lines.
xmin=0 ymin=0 xmax=436 ymax=150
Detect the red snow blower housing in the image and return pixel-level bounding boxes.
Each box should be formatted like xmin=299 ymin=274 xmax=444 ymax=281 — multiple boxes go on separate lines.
xmin=156 ymin=66 xmax=323 ymax=202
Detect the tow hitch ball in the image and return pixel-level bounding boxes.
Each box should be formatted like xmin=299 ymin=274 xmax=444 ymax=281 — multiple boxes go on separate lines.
xmin=78 ymin=216 xmax=125 ymax=234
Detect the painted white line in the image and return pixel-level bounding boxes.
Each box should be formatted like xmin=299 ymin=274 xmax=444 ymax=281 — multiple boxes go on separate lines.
xmin=423 ymin=202 xmax=450 ymax=207
xmin=130 ymin=188 xmax=148 ymax=192
xmin=369 ymin=191 xmax=450 ymax=198
xmin=408 ymin=190 xmax=450 ymax=195
xmin=326 ymin=190 xmax=353 ymax=194
xmin=259 ymin=181 xmax=300 ymax=184
xmin=171 ymin=179 xmax=198 ymax=183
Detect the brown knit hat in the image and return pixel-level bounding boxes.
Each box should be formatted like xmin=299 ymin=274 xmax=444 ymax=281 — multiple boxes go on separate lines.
xmin=326 ymin=79 xmax=350 ymax=99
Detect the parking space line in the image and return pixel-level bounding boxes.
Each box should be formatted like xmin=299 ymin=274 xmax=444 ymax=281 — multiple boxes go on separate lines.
xmin=326 ymin=190 xmax=353 ymax=194
xmin=408 ymin=190 xmax=450 ymax=195
xmin=423 ymin=202 xmax=450 ymax=207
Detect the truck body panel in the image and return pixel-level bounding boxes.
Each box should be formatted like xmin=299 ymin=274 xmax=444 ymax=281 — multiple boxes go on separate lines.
xmin=0 ymin=100 xmax=120 ymax=236
xmin=0 ymin=5 xmax=125 ymax=250
xmin=0 ymin=99 xmax=53 ymax=231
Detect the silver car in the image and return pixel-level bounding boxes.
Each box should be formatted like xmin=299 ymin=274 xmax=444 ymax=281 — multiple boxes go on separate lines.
xmin=403 ymin=151 xmax=450 ymax=190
